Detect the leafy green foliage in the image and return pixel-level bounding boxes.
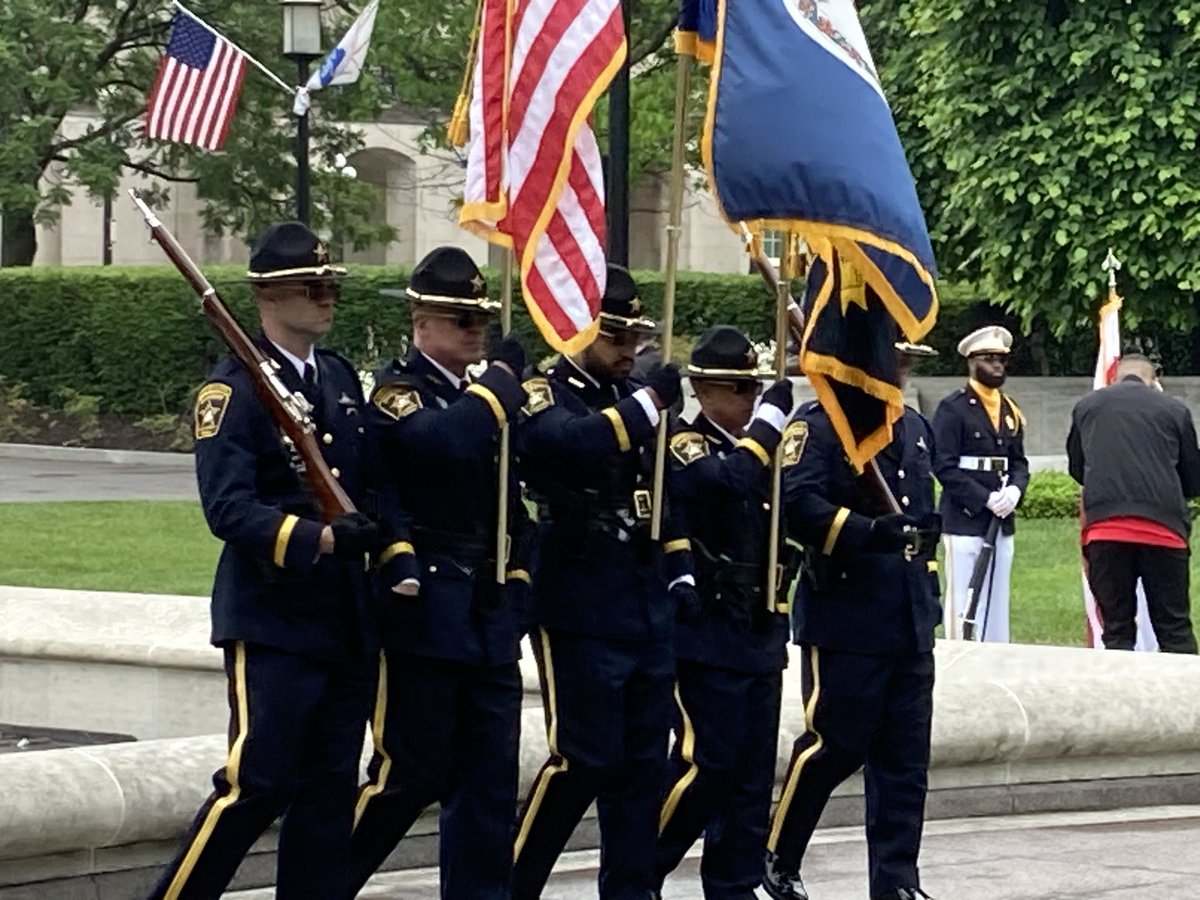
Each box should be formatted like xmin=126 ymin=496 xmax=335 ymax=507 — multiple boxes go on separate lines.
xmin=860 ymin=0 xmax=1200 ymax=339
xmin=1019 ymin=470 xmax=1082 ymax=519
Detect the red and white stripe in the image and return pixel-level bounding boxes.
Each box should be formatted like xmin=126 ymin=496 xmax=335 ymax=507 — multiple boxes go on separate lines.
xmin=146 ymin=27 xmax=246 ymax=150
xmin=461 ymin=0 xmax=626 ymax=352
xmin=1081 ymin=286 xmax=1159 ymax=650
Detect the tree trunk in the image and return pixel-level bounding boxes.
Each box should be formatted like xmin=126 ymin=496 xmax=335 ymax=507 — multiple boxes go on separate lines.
xmin=1 ymin=209 xmax=37 ymax=267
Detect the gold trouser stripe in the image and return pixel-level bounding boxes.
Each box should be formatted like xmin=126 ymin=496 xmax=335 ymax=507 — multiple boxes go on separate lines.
xmin=736 ymin=436 xmax=770 ymax=466
xmin=466 ymin=383 xmax=507 ymax=427
xmin=378 ymin=541 xmax=415 ymax=566
xmin=163 ymin=642 xmax=250 ymax=900
xmin=658 ymin=684 xmax=699 ymax=834
xmin=822 ymin=508 xmax=850 ymax=556
xmin=506 ymin=568 xmax=531 ymax=583
xmin=767 ymin=646 xmax=823 ymax=851
xmin=663 ymin=538 xmax=691 ymax=554
xmin=354 ymin=652 xmax=392 ymax=828
xmin=514 ymin=628 xmax=569 ymax=858
xmin=273 ymin=514 xmax=299 ymax=567
xmin=601 ymin=407 xmax=632 ymax=452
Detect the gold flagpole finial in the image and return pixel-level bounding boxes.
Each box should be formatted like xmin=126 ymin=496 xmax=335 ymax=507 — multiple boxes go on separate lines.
xmin=1101 ymin=247 xmax=1121 ymax=292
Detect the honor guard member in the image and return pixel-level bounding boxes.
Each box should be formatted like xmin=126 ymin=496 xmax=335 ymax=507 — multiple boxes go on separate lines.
xmin=513 ymin=264 xmax=698 ymax=900
xmin=654 ymin=326 xmax=797 ymax=899
xmin=150 ymin=223 xmax=385 ymax=900
xmin=348 ymin=247 xmax=532 ymax=899
xmin=932 ymin=326 xmax=1029 ymax=642
xmin=764 ymin=342 xmax=942 ymax=900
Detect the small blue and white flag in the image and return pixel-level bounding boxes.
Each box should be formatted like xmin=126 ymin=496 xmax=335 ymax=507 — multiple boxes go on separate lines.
xmin=293 ymin=0 xmax=379 ymax=115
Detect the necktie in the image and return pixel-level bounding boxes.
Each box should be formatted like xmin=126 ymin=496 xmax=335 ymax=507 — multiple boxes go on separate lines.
xmin=301 ymin=362 xmax=319 ymax=406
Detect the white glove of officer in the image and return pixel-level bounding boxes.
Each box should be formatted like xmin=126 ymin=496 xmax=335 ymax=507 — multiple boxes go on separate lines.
xmin=986 ymin=484 xmax=1021 ymax=518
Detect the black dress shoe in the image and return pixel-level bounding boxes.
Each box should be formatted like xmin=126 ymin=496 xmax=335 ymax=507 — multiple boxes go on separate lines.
xmin=872 ymin=888 xmax=933 ymax=900
xmin=762 ymin=851 xmax=809 ymax=899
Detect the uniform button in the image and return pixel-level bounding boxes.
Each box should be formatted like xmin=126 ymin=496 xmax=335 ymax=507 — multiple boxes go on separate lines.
xmin=323 ymin=433 xmax=333 ymax=445
xmin=997 ymin=439 xmax=1003 ymax=446
xmin=358 ymin=427 xmax=364 ymax=434
xmin=969 ymin=398 xmax=977 ymax=405
xmin=429 ymin=565 xmax=438 ymax=574
xmin=974 ymin=431 xmax=982 ymax=438
xmin=331 ymin=467 xmax=341 ymax=479
xmin=898 ymin=469 xmax=906 ymax=479
xmin=901 ymin=496 xmax=910 ymax=507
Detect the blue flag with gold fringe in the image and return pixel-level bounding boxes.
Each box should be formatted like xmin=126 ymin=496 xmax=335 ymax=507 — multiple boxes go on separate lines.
xmin=699 ymin=0 xmax=938 ymax=469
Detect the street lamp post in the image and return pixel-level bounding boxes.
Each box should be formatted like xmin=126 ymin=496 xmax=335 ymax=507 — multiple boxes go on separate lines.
xmin=282 ymin=0 xmax=323 ymax=225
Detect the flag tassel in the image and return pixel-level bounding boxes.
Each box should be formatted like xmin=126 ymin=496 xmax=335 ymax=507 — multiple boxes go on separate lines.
xmin=649 ymin=48 xmax=693 ymax=541
xmin=448 ymin=0 xmax=486 ymax=148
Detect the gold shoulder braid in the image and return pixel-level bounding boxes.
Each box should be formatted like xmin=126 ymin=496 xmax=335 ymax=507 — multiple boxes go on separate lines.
xmin=194 ymin=383 xmax=232 ymax=439
xmin=373 ymin=383 xmax=423 ymax=420
xmin=670 ymin=431 xmax=709 ymax=465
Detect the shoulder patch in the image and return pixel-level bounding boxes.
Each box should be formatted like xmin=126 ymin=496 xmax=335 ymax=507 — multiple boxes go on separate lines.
xmin=670 ymin=430 xmax=709 ymax=465
xmin=522 ymin=377 xmax=555 ymax=416
xmin=194 ymin=383 xmax=233 ymax=439
xmin=781 ymin=420 xmax=809 ymax=467
xmin=373 ymin=383 xmax=423 ymax=420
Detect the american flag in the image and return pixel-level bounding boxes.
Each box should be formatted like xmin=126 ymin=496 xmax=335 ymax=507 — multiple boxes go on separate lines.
xmin=459 ymin=0 xmax=626 ymax=353
xmin=146 ymin=12 xmax=247 ymax=151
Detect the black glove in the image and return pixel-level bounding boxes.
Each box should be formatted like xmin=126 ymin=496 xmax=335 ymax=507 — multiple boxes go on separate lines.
xmin=487 ymin=335 xmax=526 ymax=376
xmin=331 ymin=512 xmax=381 ymax=559
xmin=647 ymin=363 xmax=682 ymax=409
xmin=863 ymin=513 xmax=919 ymax=553
xmin=670 ymin=580 xmax=703 ymax=622
xmin=761 ymin=379 xmax=795 ymax=416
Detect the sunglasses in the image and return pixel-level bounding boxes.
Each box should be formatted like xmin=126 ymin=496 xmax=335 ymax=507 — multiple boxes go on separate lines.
xmin=972 ymin=353 xmax=1008 ymax=365
xmin=599 ymin=330 xmax=652 ymax=350
xmin=302 ymin=282 xmax=341 ymax=302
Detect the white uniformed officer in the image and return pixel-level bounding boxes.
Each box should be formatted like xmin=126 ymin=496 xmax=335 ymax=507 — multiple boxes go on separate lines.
xmin=931 ymin=325 xmax=1030 ymax=642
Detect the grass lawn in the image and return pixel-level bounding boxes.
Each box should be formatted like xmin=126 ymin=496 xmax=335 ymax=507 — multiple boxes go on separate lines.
xmin=0 ymin=501 xmax=218 ymax=596
xmin=0 ymin=503 xmax=1197 ymax=647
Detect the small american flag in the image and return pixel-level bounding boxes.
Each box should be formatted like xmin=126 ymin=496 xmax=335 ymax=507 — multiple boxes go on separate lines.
xmin=146 ymin=12 xmax=247 ymax=151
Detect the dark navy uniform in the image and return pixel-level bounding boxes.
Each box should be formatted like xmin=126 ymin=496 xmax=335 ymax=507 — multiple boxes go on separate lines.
xmin=766 ymin=402 xmax=940 ymax=900
xmin=656 ymin=404 xmax=793 ymax=898
xmin=348 ymin=248 xmax=530 ymax=900
xmin=150 ymin=223 xmax=377 ymax=900
xmin=932 ymin=383 xmax=1028 ymax=538
xmin=513 ymin=266 xmax=692 ymax=900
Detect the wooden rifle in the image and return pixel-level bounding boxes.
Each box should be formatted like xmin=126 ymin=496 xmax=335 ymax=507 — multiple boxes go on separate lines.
xmin=961 ymin=475 xmax=1008 ymax=640
xmin=130 ymin=190 xmax=355 ymax=522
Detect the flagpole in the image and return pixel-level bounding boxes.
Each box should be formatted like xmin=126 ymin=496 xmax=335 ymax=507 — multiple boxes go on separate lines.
xmin=649 ymin=49 xmax=693 ymax=541
xmin=172 ymin=2 xmax=294 ymax=96
xmin=764 ymin=233 xmax=797 ymax=609
xmin=495 ymin=248 xmax=514 ymax=583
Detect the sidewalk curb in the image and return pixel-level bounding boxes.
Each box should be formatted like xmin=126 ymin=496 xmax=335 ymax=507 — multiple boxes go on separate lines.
xmin=0 ymin=443 xmax=193 ymax=468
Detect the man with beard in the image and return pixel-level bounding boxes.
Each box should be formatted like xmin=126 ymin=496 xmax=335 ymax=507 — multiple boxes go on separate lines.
xmin=654 ymin=326 xmax=796 ymax=899
xmin=348 ymin=246 xmax=533 ymax=898
xmin=932 ymin=326 xmax=1029 ymax=643
xmin=513 ymin=264 xmax=698 ymax=900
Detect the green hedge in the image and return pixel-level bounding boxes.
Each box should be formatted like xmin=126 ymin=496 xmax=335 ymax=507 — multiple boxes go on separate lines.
xmin=0 ymin=264 xmax=1196 ymax=416
xmin=1017 ymin=470 xmax=1200 ymax=520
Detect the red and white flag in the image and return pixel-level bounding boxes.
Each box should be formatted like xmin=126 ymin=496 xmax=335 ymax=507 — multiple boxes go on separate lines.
xmin=459 ymin=0 xmax=626 ymax=352
xmin=1081 ymin=257 xmax=1159 ymax=650
xmin=146 ymin=10 xmax=247 ymax=151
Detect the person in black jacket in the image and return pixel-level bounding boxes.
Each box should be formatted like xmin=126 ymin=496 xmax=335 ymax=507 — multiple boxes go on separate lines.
xmin=764 ymin=343 xmax=940 ymax=900
xmin=932 ymin=325 xmax=1030 ymax=642
xmin=1067 ymin=354 xmax=1200 ymax=653
xmin=654 ymin=326 xmax=796 ymax=899
xmin=513 ymin=265 xmax=696 ymax=900
xmin=149 ymin=223 xmax=391 ymax=900
xmin=349 ymin=247 xmax=532 ymax=899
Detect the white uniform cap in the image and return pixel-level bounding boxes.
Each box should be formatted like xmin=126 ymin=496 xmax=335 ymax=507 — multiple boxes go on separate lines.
xmin=957 ymin=325 xmax=1013 ymax=358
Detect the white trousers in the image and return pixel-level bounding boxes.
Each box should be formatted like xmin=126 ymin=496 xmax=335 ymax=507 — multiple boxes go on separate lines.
xmin=943 ymin=533 xmax=1015 ymax=642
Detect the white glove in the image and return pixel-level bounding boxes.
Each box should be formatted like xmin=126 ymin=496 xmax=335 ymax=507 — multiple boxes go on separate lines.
xmin=986 ymin=485 xmax=1019 ymax=518
xmin=392 ymin=577 xmax=421 ymax=596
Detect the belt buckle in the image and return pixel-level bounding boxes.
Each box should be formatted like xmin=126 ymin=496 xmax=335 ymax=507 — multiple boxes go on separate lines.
xmin=633 ymin=489 xmax=653 ymax=520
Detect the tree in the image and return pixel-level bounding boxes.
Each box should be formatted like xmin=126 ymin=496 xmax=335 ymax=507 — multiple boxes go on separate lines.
xmin=0 ymin=0 xmax=392 ymax=267
xmin=859 ymin=0 xmax=1200 ymax=337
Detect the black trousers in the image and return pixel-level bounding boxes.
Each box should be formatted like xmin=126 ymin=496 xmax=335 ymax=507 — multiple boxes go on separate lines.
xmin=513 ymin=628 xmax=675 ymax=900
xmin=347 ymin=652 xmax=522 ymax=900
xmin=656 ymin=661 xmax=783 ymax=900
xmin=767 ymin=646 xmax=934 ymax=898
xmin=147 ymin=642 xmax=372 ymax=900
xmin=1085 ymin=540 xmax=1197 ymax=653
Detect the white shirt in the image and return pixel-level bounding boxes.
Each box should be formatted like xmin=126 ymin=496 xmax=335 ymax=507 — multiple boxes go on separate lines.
xmin=270 ymin=341 xmax=317 ymax=381
xmin=421 ymin=352 xmax=467 ymax=391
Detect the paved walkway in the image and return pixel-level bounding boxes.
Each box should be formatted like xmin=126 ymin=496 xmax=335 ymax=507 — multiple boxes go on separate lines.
xmin=229 ymin=806 xmax=1200 ymax=899
xmin=0 ymin=445 xmax=196 ymax=502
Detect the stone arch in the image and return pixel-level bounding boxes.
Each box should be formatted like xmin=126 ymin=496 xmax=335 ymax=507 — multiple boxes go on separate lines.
xmin=344 ymin=147 xmax=417 ymax=265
